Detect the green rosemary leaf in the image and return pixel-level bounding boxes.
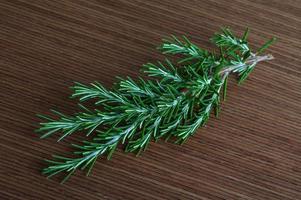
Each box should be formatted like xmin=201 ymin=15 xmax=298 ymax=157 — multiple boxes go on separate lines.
xmin=242 ymin=27 xmax=250 ymax=42
xmin=223 ymin=76 xmax=228 ymax=101
xmin=257 ymin=37 xmax=276 ymax=55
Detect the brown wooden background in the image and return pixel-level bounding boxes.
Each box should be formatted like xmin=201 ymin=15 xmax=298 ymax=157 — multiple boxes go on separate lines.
xmin=1 ymin=0 xmax=301 ymax=199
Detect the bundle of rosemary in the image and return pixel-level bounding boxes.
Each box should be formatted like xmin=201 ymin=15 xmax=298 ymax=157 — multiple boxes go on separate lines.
xmin=37 ymin=27 xmax=275 ymax=182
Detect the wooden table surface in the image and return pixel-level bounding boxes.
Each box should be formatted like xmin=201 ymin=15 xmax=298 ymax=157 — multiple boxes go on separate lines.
xmin=1 ymin=0 xmax=301 ymax=199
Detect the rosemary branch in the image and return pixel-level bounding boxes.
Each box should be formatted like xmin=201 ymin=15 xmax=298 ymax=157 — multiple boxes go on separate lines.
xmin=37 ymin=27 xmax=275 ymax=182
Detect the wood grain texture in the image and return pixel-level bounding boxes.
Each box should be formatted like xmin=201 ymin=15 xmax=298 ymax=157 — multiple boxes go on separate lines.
xmin=0 ymin=0 xmax=301 ymax=199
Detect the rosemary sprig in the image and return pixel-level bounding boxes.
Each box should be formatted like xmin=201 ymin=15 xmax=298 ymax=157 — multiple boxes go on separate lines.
xmin=37 ymin=27 xmax=275 ymax=182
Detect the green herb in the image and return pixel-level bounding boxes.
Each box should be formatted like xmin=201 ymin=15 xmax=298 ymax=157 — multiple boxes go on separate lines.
xmin=36 ymin=27 xmax=275 ymax=183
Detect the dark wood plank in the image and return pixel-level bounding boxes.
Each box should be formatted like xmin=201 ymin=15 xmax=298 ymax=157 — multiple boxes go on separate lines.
xmin=0 ymin=0 xmax=300 ymax=199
